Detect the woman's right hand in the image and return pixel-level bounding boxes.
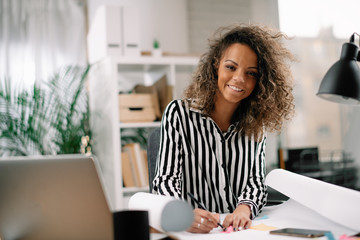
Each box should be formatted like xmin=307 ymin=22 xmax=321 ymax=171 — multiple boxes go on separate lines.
xmin=186 ymin=208 xmax=220 ymax=233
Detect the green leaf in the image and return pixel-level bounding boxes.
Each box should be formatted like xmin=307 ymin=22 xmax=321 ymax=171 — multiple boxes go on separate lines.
xmin=0 ymin=64 xmax=92 ymax=156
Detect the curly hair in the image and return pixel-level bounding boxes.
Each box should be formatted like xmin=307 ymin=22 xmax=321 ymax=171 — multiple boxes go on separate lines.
xmin=183 ymin=24 xmax=296 ymax=139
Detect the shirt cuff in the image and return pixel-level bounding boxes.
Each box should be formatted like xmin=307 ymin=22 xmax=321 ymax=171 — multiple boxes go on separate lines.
xmin=237 ymin=200 xmax=258 ymax=220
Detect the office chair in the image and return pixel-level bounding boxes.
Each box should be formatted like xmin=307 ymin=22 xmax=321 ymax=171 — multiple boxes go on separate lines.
xmin=147 ymin=127 xmax=161 ymax=192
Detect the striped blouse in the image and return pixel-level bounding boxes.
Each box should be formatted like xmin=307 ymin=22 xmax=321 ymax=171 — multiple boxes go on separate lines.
xmin=152 ymin=99 xmax=267 ymax=218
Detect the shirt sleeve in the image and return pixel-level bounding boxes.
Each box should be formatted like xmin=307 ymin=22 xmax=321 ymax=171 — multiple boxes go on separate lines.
xmin=152 ymin=101 xmax=184 ymax=199
xmin=237 ymin=135 xmax=268 ymax=219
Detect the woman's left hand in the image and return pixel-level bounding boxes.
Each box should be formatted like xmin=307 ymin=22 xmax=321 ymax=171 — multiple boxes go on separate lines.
xmin=222 ymin=204 xmax=252 ymax=231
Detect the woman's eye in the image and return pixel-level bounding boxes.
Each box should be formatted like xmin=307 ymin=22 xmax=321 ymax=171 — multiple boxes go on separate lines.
xmin=226 ymin=65 xmax=235 ymax=71
xmin=248 ymin=71 xmax=259 ymax=78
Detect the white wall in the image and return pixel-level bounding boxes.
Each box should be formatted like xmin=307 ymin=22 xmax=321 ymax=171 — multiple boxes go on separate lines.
xmin=187 ymin=0 xmax=279 ymax=54
xmin=251 ymin=0 xmax=279 ymax=28
xmin=87 ymin=0 xmax=189 ymax=53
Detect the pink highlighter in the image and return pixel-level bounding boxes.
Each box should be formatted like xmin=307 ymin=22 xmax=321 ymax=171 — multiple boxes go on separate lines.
xmin=224 ymin=225 xmax=234 ymax=233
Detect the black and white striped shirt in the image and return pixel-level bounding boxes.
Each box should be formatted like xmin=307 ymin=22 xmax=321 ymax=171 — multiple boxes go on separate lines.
xmin=152 ymin=99 xmax=267 ymax=218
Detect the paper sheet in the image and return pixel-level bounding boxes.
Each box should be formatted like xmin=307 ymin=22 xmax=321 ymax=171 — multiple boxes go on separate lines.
xmin=266 ymin=169 xmax=360 ymax=231
xmin=165 ymin=169 xmax=359 ymax=240
xmin=128 ymin=192 xmax=193 ymax=232
xmin=250 ymin=223 xmax=277 ymax=231
xmin=167 ymin=198 xmax=356 ymax=240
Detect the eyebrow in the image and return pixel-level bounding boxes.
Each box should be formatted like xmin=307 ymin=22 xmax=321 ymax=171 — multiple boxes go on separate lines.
xmin=224 ymin=59 xmax=258 ymax=70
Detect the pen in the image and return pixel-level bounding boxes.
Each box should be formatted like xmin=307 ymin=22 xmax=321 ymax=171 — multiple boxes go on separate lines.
xmin=187 ymin=192 xmax=226 ymax=230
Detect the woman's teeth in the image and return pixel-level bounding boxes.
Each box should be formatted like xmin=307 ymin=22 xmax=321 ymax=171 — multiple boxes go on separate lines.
xmin=228 ymin=85 xmax=243 ymax=92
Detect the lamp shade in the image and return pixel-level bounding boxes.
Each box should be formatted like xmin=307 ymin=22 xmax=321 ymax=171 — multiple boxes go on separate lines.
xmin=317 ymin=42 xmax=360 ymax=105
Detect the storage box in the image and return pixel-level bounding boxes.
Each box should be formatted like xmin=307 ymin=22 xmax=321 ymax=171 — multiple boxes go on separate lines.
xmin=133 ymin=75 xmax=172 ymax=119
xmin=118 ymin=94 xmax=158 ymax=122
xmin=87 ymin=5 xmax=141 ymax=63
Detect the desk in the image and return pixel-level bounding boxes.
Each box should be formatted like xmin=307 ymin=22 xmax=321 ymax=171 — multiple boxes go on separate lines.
xmin=145 ymin=169 xmax=360 ymax=239
xmin=163 ymin=199 xmax=357 ymax=240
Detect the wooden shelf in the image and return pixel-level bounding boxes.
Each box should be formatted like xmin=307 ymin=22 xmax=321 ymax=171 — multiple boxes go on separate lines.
xmin=119 ymin=121 xmax=161 ymax=129
xmin=88 ymin=56 xmax=198 ymax=210
xmin=106 ymin=55 xmax=199 ymax=65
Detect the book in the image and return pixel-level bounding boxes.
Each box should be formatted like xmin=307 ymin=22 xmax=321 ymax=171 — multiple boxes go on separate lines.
xmin=142 ymin=149 xmax=149 ymax=186
xmin=121 ymin=151 xmax=137 ymax=187
xmin=133 ymin=143 xmax=148 ymax=187
xmin=123 ymin=143 xmax=149 ymax=187
xmin=123 ymin=144 xmax=141 ymax=187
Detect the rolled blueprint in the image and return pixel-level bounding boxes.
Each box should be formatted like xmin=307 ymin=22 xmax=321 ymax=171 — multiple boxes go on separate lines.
xmin=266 ymin=169 xmax=360 ymax=231
xmin=128 ymin=192 xmax=194 ymax=232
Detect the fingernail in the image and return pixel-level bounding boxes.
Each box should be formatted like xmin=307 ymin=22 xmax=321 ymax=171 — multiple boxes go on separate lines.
xmin=239 ymin=227 xmax=242 ymax=231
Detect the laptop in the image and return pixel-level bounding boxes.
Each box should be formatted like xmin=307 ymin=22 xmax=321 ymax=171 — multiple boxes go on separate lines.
xmin=0 ymin=155 xmax=113 ymax=240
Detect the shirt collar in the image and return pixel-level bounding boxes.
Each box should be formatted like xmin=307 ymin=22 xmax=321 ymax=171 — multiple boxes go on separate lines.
xmin=185 ymin=99 xmax=240 ymax=134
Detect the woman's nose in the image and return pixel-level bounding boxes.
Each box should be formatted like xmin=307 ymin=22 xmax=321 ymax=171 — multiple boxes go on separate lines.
xmin=232 ymin=70 xmax=245 ymax=82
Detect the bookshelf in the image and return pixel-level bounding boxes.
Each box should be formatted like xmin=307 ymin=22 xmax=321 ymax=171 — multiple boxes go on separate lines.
xmin=88 ymin=56 xmax=198 ymax=210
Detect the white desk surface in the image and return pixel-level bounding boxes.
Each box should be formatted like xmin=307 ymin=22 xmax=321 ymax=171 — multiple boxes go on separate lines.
xmin=157 ymin=199 xmax=358 ymax=240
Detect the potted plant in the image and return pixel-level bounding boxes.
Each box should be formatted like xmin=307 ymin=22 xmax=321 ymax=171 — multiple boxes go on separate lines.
xmin=0 ymin=64 xmax=91 ymax=156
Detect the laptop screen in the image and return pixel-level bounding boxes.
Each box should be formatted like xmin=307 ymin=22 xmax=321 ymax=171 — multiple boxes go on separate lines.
xmin=0 ymin=155 xmax=113 ymax=240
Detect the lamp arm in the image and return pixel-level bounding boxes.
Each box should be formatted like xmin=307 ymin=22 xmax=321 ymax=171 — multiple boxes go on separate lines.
xmin=350 ymin=33 xmax=360 ymax=62
xmin=350 ymin=32 xmax=360 ymax=43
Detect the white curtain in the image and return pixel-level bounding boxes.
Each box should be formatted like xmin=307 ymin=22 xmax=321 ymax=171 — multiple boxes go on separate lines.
xmin=0 ymin=0 xmax=87 ymax=88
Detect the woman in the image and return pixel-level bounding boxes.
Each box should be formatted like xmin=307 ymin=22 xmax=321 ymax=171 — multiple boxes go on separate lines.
xmin=152 ymin=24 xmax=295 ymax=233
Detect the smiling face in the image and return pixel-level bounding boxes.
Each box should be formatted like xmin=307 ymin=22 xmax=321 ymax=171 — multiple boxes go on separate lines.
xmin=216 ymin=43 xmax=258 ymax=110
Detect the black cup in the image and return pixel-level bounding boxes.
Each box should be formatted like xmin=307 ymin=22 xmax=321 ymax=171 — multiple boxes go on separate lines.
xmin=113 ymin=210 xmax=150 ymax=240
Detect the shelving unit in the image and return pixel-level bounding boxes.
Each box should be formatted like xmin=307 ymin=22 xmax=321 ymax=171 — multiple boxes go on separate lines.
xmin=88 ymin=55 xmax=198 ymax=210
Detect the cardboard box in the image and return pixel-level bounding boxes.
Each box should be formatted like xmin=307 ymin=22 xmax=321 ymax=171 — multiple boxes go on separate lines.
xmin=134 ymin=75 xmax=173 ymax=119
xmin=118 ymin=94 xmax=158 ymax=122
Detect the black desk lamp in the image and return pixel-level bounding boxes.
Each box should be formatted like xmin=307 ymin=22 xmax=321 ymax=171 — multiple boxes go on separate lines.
xmin=317 ymin=33 xmax=360 ymax=105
